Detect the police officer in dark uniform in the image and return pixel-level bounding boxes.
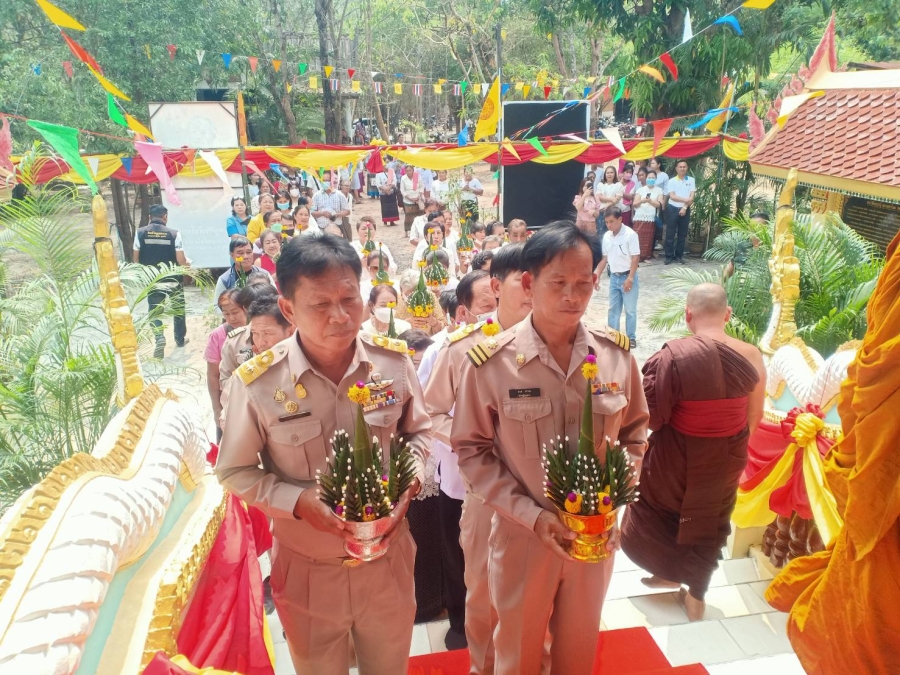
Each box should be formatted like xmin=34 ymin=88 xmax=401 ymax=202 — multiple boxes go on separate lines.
xmin=132 ymin=204 xmax=190 ymax=359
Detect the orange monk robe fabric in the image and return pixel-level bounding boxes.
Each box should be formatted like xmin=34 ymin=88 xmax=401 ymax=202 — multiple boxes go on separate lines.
xmin=765 ymin=231 xmax=900 ymax=674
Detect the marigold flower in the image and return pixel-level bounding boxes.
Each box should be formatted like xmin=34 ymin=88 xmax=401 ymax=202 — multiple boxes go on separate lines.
xmin=581 ymin=354 xmax=598 ymax=380
xmin=598 ymin=492 xmax=613 ymax=514
xmin=481 ymin=317 xmax=499 ymax=336
xmin=348 ymin=381 xmax=371 ymax=404
xmin=565 ymin=491 xmax=583 ymax=514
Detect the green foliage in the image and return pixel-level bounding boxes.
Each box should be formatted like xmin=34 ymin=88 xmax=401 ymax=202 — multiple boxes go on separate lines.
xmin=649 ymin=212 xmax=883 ymax=357
xmin=0 ymin=146 xmax=203 ymax=513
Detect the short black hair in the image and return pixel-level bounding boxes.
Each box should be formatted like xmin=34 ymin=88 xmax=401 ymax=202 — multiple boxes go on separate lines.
xmin=230 ymin=236 xmax=252 ymax=253
xmin=471 ymin=249 xmax=494 ymax=270
xmin=425 ymin=221 xmax=446 ymax=238
xmin=471 ymin=222 xmax=487 ymax=235
xmin=488 ymin=221 xmax=505 ymax=236
xmin=424 ymin=248 xmax=450 ymax=266
xmin=277 ymin=233 xmax=362 ymax=299
xmin=637 ymin=166 xmax=648 ymax=176
xmin=490 ymin=243 xmax=525 ymax=281
xmin=522 ymin=220 xmax=602 ymax=275
xmin=456 ymin=270 xmax=490 ymax=310
xmin=427 ymin=211 xmax=444 ymax=223
xmin=604 ymin=206 xmax=623 ymax=220
xmin=247 ymin=270 xmax=273 ymax=285
xmin=247 ymin=298 xmax=291 ymax=328
xmin=218 ymin=287 xmax=241 ymax=307
xmin=230 ymin=197 xmax=247 ymax=216
xmin=650 ymin=156 xmax=665 ymax=168
xmin=235 ymin=282 xmax=278 ymax=310
xmin=439 ymin=289 xmax=459 ymax=318
xmin=368 ymin=283 xmax=398 ymax=306
xmin=397 ymin=329 xmax=433 ymax=353
xmin=149 ymin=204 xmax=168 ymax=218
xmin=262 ymin=210 xmax=281 ymax=225
xmin=675 ymin=159 xmax=688 ymax=167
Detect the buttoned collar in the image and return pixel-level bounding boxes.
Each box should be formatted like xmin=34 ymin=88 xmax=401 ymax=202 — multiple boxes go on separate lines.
xmin=514 ymin=314 xmax=590 ymax=377
xmin=286 ymin=331 xmax=371 ymax=384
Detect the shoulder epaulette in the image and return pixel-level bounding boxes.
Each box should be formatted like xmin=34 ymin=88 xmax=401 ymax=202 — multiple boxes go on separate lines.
xmin=235 ymin=349 xmax=277 ymax=385
xmin=360 ymin=332 xmax=408 ymax=354
xmin=466 ymin=331 xmax=514 ymax=368
xmin=448 ymin=321 xmax=483 ymax=343
xmin=227 ymin=326 xmax=247 ymax=339
xmin=600 ymin=327 xmax=631 ymax=352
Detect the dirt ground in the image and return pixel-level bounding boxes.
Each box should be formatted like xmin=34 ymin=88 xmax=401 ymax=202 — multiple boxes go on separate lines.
xmin=2 ymin=165 xmax=721 ymax=429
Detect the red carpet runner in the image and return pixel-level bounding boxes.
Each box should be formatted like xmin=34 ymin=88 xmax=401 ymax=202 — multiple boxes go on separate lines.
xmin=407 ymin=627 xmax=708 ymax=674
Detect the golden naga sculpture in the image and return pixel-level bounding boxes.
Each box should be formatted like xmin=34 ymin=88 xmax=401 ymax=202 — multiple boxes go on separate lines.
xmin=759 ymin=168 xmax=801 ymax=355
xmin=92 ymin=194 xmax=144 ymax=404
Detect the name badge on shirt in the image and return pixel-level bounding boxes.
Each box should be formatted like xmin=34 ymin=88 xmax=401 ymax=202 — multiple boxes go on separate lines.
xmin=509 ymin=388 xmax=541 ymax=399
xmin=278 ymin=410 xmax=312 ymax=422
xmin=592 ymin=382 xmax=621 ymax=395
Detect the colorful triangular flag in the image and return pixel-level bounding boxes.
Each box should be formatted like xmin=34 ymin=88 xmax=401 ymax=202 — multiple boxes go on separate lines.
xmin=639 ymin=65 xmax=665 ymax=83
xmin=107 ymin=93 xmax=126 ymax=127
xmin=324 ymin=65 xmax=334 ymax=78
xmin=309 ymin=76 xmax=318 ymax=89
xmin=126 ymin=114 xmax=154 ymax=140
xmin=525 ymin=137 xmax=549 ymax=157
xmin=515 ymin=81 xmax=523 ymax=91
xmin=474 ymin=78 xmax=500 ymax=141
xmin=221 ymin=53 xmax=232 ymax=69
xmin=433 ymin=83 xmax=442 ymax=94
xmin=61 ymin=33 xmax=102 ymax=73
xmin=481 ymin=82 xmax=489 ymax=97
xmin=651 ymin=118 xmax=673 ymax=156
xmin=352 ymin=80 xmax=361 ymax=92
xmin=299 ymin=63 xmax=308 ymax=75
xmin=460 ymin=81 xmax=468 ymax=94
xmin=88 ymin=65 xmax=130 ymax=100
xmin=26 ymin=119 xmax=97 ymax=193
xmin=501 ymin=83 xmax=511 ymax=96
xmin=348 ymin=68 xmax=355 ymax=79
xmin=196 ymin=50 xmax=205 ymax=66
xmin=523 ymin=84 xmax=531 ymax=97
xmin=660 ymin=54 xmax=679 ymax=81
xmin=144 ymin=44 xmax=151 ymax=59
xmin=502 ymin=137 xmax=520 ymax=160
xmin=120 ymin=156 xmax=132 ymax=175
xmin=682 ymin=9 xmax=694 ymax=43
xmin=612 ymin=78 xmax=626 ymax=103
xmin=272 ymin=59 xmax=282 ymax=72
xmin=457 ymin=123 xmax=468 ymax=147
xmin=36 ymin=0 xmax=85 ymax=30
xmin=62 ymin=61 xmax=73 ymax=79
xmin=31 ymin=63 xmax=42 ymax=76
xmin=394 ymin=82 xmax=402 ymax=95
xmin=713 ymin=15 xmax=743 ymax=35
xmin=600 ymin=126 xmax=627 ymax=154
xmin=743 ymin=0 xmax=776 ymax=7
xmin=543 ymin=86 xmax=551 ymax=99
xmin=248 ymin=56 xmax=258 ymax=73
xmin=166 ymin=44 xmax=177 ymax=60
xmin=583 ymin=87 xmax=591 ymax=99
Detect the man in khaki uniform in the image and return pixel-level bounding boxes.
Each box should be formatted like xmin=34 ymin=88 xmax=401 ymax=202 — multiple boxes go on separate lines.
xmin=424 ymin=244 xmax=531 ymax=673
xmin=216 ymin=234 xmax=431 ymax=675
xmin=452 ymin=221 xmax=649 ymax=675
xmin=218 ymin=283 xmax=279 ymax=390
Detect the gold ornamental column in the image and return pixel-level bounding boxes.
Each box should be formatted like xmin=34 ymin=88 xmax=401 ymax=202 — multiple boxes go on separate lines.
xmin=93 ymin=195 xmax=144 ymax=404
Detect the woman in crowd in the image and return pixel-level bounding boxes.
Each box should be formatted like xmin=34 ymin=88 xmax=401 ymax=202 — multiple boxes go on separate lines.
xmin=361 ymin=284 xmax=412 ymax=336
xmin=395 ymin=269 xmax=446 ymax=336
xmin=247 ymin=173 xmax=261 ymax=199
xmin=247 ymin=193 xmax=276 ymax=244
xmin=275 ymin=190 xmax=293 ymax=214
xmin=471 ymin=221 xmax=487 ymax=250
xmin=413 ymin=221 xmax=459 ymax=277
xmin=250 ymin=180 xmax=272 ymax=214
xmin=351 ymin=216 xmax=398 ymax=278
xmin=292 ymin=204 xmax=313 ymax=235
xmin=226 ymin=197 xmax=250 ymax=239
xmin=339 ymin=180 xmax=355 ymax=240
xmin=632 ymin=167 xmax=663 ymax=261
xmin=618 ymin=164 xmax=637 ymax=226
xmin=594 ymin=165 xmax=625 ymax=237
xmin=486 ymin=220 xmax=506 ymax=239
xmin=205 ymin=288 xmax=246 ymax=441
xmin=375 ymin=166 xmax=400 ymax=227
xmin=257 ymin=229 xmax=281 ymax=276
xmin=359 ymin=251 xmax=394 ymax=303
xmin=573 ymin=177 xmax=600 ymax=235
xmin=400 ymin=164 xmax=423 ymax=234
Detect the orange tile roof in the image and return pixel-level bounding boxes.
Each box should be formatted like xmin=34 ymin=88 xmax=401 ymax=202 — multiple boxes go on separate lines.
xmin=750 ymin=88 xmax=900 ymax=191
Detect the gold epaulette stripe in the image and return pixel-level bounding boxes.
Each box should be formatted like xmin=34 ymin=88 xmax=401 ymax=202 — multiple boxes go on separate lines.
xmin=466 ymin=342 xmax=494 ymax=368
xmin=235 ymin=349 xmax=275 ymax=385
xmin=226 ymin=326 xmax=245 ymax=339
xmin=370 ymin=334 xmax=409 ymax=354
xmin=448 ymin=321 xmax=483 ymax=343
xmin=605 ymin=328 xmax=630 ymax=351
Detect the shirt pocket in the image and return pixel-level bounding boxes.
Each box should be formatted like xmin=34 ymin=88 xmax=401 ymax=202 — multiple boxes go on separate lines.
xmin=592 ymin=393 xmax=628 ymax=444
xmin=364 ymin=404 xmax=404 ymax=456
xmin=267 ymin=419 xmax=327 ymax=480
xmin=502 ymin=398 xmax=553 ymax=460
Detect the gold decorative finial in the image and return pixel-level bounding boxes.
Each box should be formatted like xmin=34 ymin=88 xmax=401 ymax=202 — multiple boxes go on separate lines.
xmin=92 ymin=195 xmax=144 ymax=403
xmin=760 ymin=168 xmax=801 ymax=355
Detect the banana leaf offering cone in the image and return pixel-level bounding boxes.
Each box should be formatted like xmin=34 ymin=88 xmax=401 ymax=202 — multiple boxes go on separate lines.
xmin=316 ymin=382 xmax=418 ymax=560
xmin=371 ymin=242 xmax=393 ymax=286
xmin=362 ymin=226 xmax=376 ymax=254
xmin=424 ymin=232 xmax=449 ymax=288
xmin=386 ymin=302 xmax=398 ymax=338
xmin=408 ymin=261 xmax=435 ymax=318
xmin=541 ymin=351 xmax=640 ymax=562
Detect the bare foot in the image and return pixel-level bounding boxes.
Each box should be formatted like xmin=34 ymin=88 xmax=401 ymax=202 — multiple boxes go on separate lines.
xmin=678 ymin=588 xmax=706 ymax=622
xmin=641 ymin=575 xmax=682 ymax=590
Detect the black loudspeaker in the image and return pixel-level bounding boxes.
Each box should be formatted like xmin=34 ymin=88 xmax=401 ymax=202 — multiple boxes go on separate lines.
xmin=501 ymin=101 xmax=590 ymax=228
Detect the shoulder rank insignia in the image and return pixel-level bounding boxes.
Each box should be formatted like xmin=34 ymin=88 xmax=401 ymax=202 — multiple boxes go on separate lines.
xmin=227 ymin=325 xmax=247 ymax=339
xmin=235 ymin=349 xmax=277 ymax=386
xmin=466 ymin=338 xmax=500 ymax=367
xmin=360 ymin=332 xmax=408 ymax=354
xmin=602 ymin=327 xmax=631 ymax=351
xmin=448 ymin=321 xmax=483 ymax=343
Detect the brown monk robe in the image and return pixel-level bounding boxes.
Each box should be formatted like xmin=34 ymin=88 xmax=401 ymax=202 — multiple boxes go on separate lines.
xmin=621 ymin=284 xmax=764 ymax=621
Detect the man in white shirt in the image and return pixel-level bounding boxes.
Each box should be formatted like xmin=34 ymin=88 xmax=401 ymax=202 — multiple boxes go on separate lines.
xmin=400 ymin=164 xmax=423 ymax=234
xmin=596 ymin=206 xmax=641 ymax=348
xmin=310 ymin=170 xmax=350 ymax=230
xmin=664 ymin=159 xmax=696 ymax=265
xmin=432 ymin=169 xmax=452 ymax=207
xmin=459 ymin=167 xmax=483 ymax=222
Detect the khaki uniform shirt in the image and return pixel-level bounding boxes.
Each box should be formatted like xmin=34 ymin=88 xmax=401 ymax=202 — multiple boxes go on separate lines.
xmin=216 ymin=332 xmax=431 ymax=560
xmin=219 ymin=326 xmax=254 ymax=391
xmin=451 ymin=315 xmax=649 ymax=532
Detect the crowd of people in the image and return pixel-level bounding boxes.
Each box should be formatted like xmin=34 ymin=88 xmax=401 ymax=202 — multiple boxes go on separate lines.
xmin=131 ymin=157 xmax=768 ymax=675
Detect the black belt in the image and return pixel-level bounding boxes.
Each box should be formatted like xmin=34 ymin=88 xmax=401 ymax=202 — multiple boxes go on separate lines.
xmin=611 ymin=271 xmax=630 ymax=276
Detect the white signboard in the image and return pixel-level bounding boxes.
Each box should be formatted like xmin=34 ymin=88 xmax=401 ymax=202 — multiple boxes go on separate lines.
xmin=149 ymin=102 xmax=242 ymax=268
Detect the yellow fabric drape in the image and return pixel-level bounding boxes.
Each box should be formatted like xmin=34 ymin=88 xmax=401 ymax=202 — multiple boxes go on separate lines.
xmin=723 ymin=139 xmax=749 ymax=161
xmin=264 ymin=147 xmax=369 ymax=170
xmin=389 ymin=145 xmax=496 ymax=170
xmin=58 ymin=154 xmax=122 ymax=183
xmin=177 ymin=150 xmax=242 ymax=177
xmin=733 ymin=413 xmax=843 ymax=546
xmin=624 ymin=138 xmax=680 ymax=161
xmin=531 ymin=143 xmax=588 ymax=164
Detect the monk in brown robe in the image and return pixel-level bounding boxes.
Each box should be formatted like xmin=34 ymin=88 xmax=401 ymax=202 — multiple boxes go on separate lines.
xmin=621 ymin=283 xmax=765 ymax=620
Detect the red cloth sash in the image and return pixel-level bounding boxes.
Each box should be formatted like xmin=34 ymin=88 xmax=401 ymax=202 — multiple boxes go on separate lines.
xmin=669 ymin=397 xmax=748 ymax=438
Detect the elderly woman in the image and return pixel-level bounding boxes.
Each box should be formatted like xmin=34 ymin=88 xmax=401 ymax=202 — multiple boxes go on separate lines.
xmin=395 ymin=269 xmax=446 ymax=336
xmin=412 ymin=219 xmax=460 ymax=278
xmin=360 ymin=284 xmax=412 ymax=337
xmin=250 ymin=179 xmax=272 ymax=214
xmin=632 ymin=167 xmax=663 ymax=261
xmin=247 ymin=193 xmax=276 ymax=244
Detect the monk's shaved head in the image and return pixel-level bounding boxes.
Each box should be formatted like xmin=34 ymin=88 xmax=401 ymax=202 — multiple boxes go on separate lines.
xmin=686 ymin=283 xmax=728 ymax=319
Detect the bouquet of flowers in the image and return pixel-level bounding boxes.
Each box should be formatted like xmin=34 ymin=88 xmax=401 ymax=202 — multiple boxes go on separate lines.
xmin=408 ymin=264 xmax=436 ymax=318
xmin=424 ymin=234 xmax=450 ymax=288
xmin=362 ymin=226 xmax=376 ymax=255
xmin=317 ymin=382 xmax=418 ymax=560
xmin=541 ymin=353 xmax=639 ymax=561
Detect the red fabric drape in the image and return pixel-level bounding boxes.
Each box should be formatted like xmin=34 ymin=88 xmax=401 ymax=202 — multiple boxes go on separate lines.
xmin=740 ymin=405 xmax=834 ymax=520
xmin=175 ymin=493 xmax=274 ymax=675
xmin=669 ymin=396 xmax=748 ymax=438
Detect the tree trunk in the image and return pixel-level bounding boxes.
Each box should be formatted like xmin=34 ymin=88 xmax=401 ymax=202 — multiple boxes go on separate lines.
xmin=315 ymin=0 xmax=341 ymax=143
xmin=137 ymin=184 xmax=151 ymax=230
xmin=552 ymin=33 xmax=570 ymax=80
xmin=363 ymin=0 xmax=389 ymax=142
xmin=110 ymin=178 xmax=134 ymax=261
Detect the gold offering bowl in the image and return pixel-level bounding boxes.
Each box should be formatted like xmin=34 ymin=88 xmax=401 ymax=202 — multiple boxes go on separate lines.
xmin=342 ymin=515 xmax=395 ymax=561
xmin=557 ymin=508 xmax=619 ymax=562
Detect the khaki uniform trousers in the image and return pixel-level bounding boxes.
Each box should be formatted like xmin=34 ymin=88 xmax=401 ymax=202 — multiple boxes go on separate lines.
xmin=489 ymin=514 xmax=614 ymax=675
xmin=271 ymin=529 xmax=417 ymax=675
xmin=460 ymin=493 xmax=497 ymax=674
